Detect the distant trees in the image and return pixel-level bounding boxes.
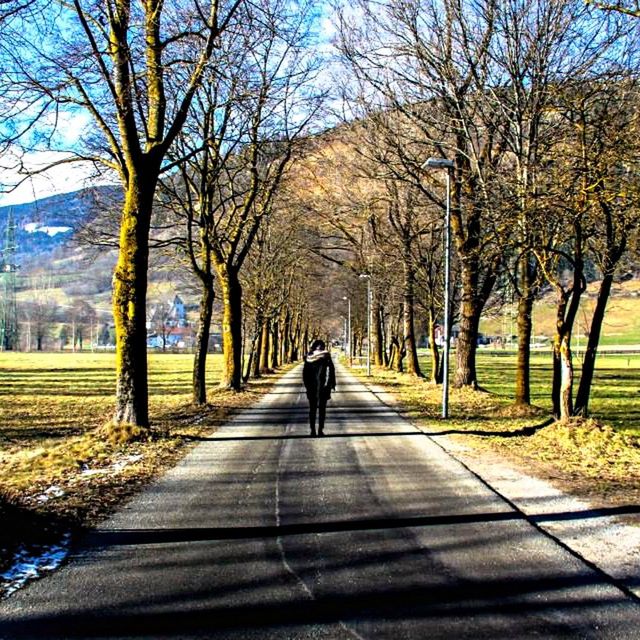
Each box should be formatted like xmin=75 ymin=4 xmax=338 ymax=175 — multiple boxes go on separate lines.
xmin=20 ymin=275 xmax=57 ymax=351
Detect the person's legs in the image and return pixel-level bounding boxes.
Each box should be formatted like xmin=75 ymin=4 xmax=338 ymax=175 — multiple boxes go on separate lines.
xmin=308 ymin=394 xmax=317 ymax=435
xmin=318 ymin=393 xmax=328 ymax=435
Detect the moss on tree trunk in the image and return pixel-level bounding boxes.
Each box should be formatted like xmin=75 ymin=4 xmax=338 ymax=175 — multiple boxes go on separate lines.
xmin=193 ymin=277 xmax=215 ymax=405
xmin=113 ymin=178 xmax=154 ymax=427
xmin=218 ymin=266 xmax=243 ymax=390
xmin=559 ymin=333 xmax=574 ymax=421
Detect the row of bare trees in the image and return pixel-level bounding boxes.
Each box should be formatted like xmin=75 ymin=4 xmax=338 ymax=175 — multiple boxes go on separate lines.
xmin=10 ymin=274 xmax=103 ymax=351
xmin=1 ymin=0 xmax=324 ymax=431
xmin=2 ymin=0 xmax=640 ymax=429
xmin=300 ymin=0 xmax=640 ymax=420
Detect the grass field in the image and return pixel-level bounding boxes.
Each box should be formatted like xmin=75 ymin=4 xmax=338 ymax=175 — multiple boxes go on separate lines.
xmin=0 ymin=352 xmax=221 ymax=444
xmin=405 ymin=350 xmax=640 ymax=434
xmin=470 ymin=352 xmax=640 ymax=434
xmin=479 ymin=280 xmax=640 ymax=347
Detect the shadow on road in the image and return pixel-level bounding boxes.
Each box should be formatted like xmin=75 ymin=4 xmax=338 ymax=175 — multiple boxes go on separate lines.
xmin=1 ymin=572 xmax=634 ymax=639
xmin=82 ymin=504 xmax=640 ymax=548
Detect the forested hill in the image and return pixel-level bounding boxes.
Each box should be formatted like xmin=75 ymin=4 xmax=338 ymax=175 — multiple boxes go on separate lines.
xmin=0 ymin=185 xmax=120 ymax=260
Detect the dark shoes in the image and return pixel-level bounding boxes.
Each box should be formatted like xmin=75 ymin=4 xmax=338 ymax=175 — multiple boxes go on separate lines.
xmin=309 ymin=429 xmax=325 ymax=437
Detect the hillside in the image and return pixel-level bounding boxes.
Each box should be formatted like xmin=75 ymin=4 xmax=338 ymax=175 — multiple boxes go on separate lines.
xmin=0 ymin=186 xmax=120 ymax=263
xmin=479 ymin=279 xmax=640 ymax=347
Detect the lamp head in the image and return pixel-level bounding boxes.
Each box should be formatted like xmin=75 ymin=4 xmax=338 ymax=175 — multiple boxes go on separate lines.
xmin=423 ymin=157 xmax=454 ymax=169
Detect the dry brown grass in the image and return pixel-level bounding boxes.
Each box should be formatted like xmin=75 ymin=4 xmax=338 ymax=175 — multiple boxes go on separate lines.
xmin=0 ymin=352 xmax=292 ymax=590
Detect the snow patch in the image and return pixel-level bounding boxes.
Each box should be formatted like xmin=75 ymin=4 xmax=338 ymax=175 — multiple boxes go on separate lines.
xmin=112 ymin=454 xmax=143 ymax=472
xmin=35 ymin=485 xmax=65 ymax=502
xmin=23 ymin=223 xmax=72 ymax=236
xmin=1 ymin=534 xmax=71 ymax=598
xmin=80 ymin=454 xmax=143 ymax=477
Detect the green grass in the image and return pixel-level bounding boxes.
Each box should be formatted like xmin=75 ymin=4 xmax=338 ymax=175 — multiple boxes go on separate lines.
xmin=0 ymin=352 xmax=225 ymax=445
xmin=480 ymin=283 xmax=640 ymax=347
xmin=417 ymin=350 xmax=640 ymax=434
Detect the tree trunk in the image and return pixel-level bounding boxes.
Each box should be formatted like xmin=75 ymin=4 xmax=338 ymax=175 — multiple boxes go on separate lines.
xmin=454 ymin=259 xmax=480 ymax=388
xmin=559 ymin=333 xmax=573 ymax=421
xmin=259 ymin=318 xmax=271 ymax=374
xmin=302 ymin=326 xmax=309 ymax=355
xmin=289 ymin=313 xmax=300 ymax=362
xmin=403 ymin=256 xmax=422 ymax=377
xmin=192 ymin=276 xmax=215 ymax=405
xmin=270 ymin=318 xmax=279 ymax=369
xmin=515 ymin=259 xmax=535 ymax=405
xmin=282 ymin=311 xmax=291 ymax=364
xmin=373 ymin=299 xmax=384 ymax=366
xmin=243 ymin=324 xmax=259 ymax=383
xmin=218 ymin=265 xmax=243 ymax=390
xmin=428 ymin=308 xmax=440 ymax=383
xmin=551 ymin=267 xmax=584 ymax=418
xmin=454 ymin=296 xmax=480 ymax=388
xmin=252 ymin=317 xmax=263 ymax=379
xmin=574 ymin=273 xmax=614 ymax=416
xmin=389 ymin=335 xmax=403 ymax=372
xmin=113 ymin=178 xmax=154 ymax=427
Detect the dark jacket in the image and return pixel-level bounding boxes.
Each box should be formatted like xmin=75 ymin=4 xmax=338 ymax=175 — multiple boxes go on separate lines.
xmin=303 ymin=350 xmax=336 ymax=398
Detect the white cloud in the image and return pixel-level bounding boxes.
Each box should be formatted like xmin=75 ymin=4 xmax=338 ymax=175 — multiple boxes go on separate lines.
xmin=0 ymin=149 xmax=118 ymax=207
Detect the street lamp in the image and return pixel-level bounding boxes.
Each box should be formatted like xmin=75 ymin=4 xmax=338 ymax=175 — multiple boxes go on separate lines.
xmin=342 ymin=295 xmax=352 ymax=366
xmin=423 ymin=156 xmax=454 ymax=419
xmin=359 ymin=274 xmax=371 ymax=376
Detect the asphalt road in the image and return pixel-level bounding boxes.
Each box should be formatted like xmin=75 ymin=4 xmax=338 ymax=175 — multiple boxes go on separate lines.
xmin=1 ymin=362 xmax=639 ymax=639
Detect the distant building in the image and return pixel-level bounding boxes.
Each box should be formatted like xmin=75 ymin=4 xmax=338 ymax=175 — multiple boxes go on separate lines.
xmin=170 ymin=295 xmax=187 ymax=327
xmin=147 ymin=325 xmax=196 ymax=350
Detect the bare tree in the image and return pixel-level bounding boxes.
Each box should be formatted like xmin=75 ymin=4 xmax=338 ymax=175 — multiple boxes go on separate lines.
xmin=2 ymin=0 xmax=244 ymax=430
xmin=20 ymin=274 xmax=58 ymax=351
xmin=486 ymin=0 xmax=634 ymax=406
xmin=163 ymin=0 xmax=323 ymax=400
xmin=565 ymin=80 xmax=640 ymax=417
xmin=336 ymin=0 xmax=511 ymax=390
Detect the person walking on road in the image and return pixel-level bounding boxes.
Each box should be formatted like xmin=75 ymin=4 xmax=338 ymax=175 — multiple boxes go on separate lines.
xmin=302 ymin=339 xmax=336 ymax=436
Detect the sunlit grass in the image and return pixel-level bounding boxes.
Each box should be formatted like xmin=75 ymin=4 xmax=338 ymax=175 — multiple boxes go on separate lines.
xmin=0 ymin=351 xmax=280 ymax=514
xmin=0 ymin=352 xmax=226 ymax=444
xmin=0 ymin=350 xmax=292 ymax=586
xmin=416 ymin=350 xmax=640 ymax=434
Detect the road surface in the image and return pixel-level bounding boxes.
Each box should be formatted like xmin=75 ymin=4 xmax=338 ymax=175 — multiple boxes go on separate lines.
xmin=1 ymin=363 xmax=639 ymax=639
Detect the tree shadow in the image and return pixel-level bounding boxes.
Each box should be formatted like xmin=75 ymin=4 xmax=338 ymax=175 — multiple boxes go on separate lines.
xmin=426 ymin=417 xmax=555 ymax=438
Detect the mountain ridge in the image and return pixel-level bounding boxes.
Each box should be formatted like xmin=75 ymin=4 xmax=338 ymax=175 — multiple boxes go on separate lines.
xmin=0 ymin=185 xmax=121 ymax=260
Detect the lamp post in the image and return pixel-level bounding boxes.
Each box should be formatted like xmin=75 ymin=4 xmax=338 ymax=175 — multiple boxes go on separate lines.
xmin=359 ymin=274 xmax=371 ymax=376
xmin=423 ymin=157 xmax=454 ymax=418
xmin=342 ymin=295 xmax=352 ymax=366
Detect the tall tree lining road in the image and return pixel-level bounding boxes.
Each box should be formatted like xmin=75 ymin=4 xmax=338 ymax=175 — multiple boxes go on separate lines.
xmin=1 ymin=365 xmax=639 ymax=639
